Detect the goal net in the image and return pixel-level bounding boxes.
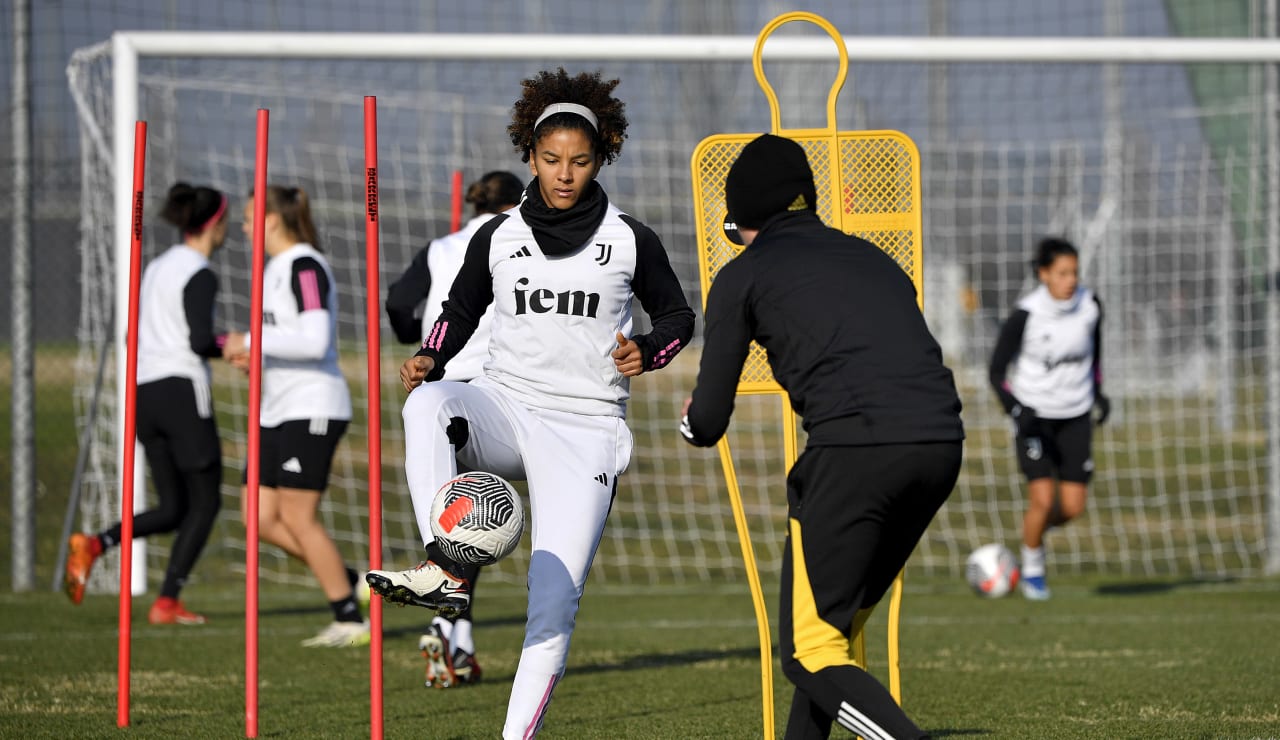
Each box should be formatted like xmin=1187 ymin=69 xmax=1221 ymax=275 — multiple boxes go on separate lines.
xmin=67 ymin=30 xmax=1280 ymax=595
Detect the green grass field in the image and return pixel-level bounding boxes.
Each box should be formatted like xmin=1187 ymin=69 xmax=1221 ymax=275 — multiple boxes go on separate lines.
xmin=2 ymin=576 xmax=1278 ymax=738
xmin=4 ymin=346 xmax=1280 ymax=737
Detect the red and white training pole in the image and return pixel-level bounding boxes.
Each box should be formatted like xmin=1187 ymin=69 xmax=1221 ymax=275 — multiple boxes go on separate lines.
xmin=450 ymin=169 xmax=464 ymax=233
xmin=245 ymin=108 xmax=270 ymax=739
xmin=363 ymin=95 xmax=385 ymax=740
xmin=117 ymin=119 xmax=147 ymax=728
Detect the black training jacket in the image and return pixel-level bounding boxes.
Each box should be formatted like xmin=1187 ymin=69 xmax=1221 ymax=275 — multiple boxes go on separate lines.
xmin=685 ymin=210 xmax=964 ymax=447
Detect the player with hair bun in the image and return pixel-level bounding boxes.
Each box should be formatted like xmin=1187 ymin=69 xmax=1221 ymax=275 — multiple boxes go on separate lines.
xmin=989 ymin=237 xmax=1109 ymax=601
xmin=65 ymin=182 xmax=230 ymax=625
xmin=385 ymin=170 xmax=525 ymax=688
xmin=368 ymin=68 xmax=694 ymax=736
xmin=386 ymin=170 xmax=525 ymax=368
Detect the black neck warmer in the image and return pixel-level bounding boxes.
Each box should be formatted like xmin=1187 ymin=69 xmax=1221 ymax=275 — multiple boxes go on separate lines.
xmin=520 ymin=178 xmax=609 ymax=256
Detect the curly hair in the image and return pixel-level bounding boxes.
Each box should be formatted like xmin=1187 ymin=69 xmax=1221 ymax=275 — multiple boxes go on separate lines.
xmin=507 ymin=68 xmax=628 ymax=165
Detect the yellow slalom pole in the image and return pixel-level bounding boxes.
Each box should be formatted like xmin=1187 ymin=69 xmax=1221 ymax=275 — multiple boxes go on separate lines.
xmin=717 ymin=436 xmax=774 ymax=737
xmin=887 ymin=571 xmax=905 ymax=701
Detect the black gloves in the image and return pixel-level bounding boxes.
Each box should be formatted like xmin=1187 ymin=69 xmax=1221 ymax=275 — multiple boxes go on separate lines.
xmin=1094 ymin=393 xmax=1111 ymax=425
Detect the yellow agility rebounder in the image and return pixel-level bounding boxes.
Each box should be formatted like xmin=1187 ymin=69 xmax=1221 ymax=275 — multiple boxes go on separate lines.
xmin=690 ymin=11 xmax=924 ymax=737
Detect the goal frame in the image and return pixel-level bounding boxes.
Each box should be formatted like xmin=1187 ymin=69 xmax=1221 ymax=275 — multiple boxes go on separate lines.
xmin=103 ymin=30 xmax=1280 ymax=582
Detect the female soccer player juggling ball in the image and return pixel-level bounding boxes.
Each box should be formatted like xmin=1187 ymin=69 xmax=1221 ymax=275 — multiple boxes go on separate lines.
xmin=989 ymin=237 xmax=1109 ymax=601
xmin=367 ymin=69 xmax=694 ymax=737
xmin=66 ymin=182 xmax=230 ymax=625
xmin=224 ymin=185 xmax=367 ymax=647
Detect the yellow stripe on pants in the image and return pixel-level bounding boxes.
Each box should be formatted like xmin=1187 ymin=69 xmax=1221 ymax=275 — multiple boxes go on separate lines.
xmin=789 ymin=517 xmax=856 ymax=673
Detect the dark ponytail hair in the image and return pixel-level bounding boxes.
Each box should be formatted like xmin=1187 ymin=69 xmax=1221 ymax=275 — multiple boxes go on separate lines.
xmin=257 ymin=185 xmax=321 ymax=251
xmin=465 ymin=171 xmax=524 ymax=215
xmin=161 ymin=182 xmax=226 ymax=234
xmin=1033 ymin=237 xmax=1078 ymax=272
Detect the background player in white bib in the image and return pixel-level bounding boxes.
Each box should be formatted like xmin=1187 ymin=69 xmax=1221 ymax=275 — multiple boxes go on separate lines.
xmin=368 ymin=69 xmax=695 ymax=738
xmin=224 ymin=185 xmax=366 ymax=646
xmin=385 ymin=170 xmax=524 ymax=688
xmin=989 ymin=238 xmax=1111 ymax=600
xmin=65 ymin=182 xmax=230 ymax=626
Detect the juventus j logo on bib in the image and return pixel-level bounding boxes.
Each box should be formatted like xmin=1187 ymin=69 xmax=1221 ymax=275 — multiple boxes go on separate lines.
xmin=594 ymin=243 xmax=612 ymax=266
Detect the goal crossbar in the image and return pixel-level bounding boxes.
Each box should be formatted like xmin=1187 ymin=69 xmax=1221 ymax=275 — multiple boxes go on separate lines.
xmin=113 ymin=31 xmax=1280 ymax=63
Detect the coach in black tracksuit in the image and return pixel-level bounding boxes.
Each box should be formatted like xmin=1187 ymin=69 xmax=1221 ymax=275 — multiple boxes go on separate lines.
xmin=681 ymin=134 xmax=964 ymax=740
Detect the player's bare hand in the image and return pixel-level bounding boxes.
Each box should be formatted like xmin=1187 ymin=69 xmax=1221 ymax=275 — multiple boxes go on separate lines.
xmin=612 ymin=331 xmax=643 ymax=377
xmin=222 ymin=331 xmax=248 ymax=360
xmin=401 ymin=355 xmax=435 ymax=392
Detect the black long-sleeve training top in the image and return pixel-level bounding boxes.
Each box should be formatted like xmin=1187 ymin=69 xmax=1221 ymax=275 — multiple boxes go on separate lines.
xmin=684 ymin=210 xmax=964 ymax=447
xmin=385 ymin=245 xmax=434 ymax=344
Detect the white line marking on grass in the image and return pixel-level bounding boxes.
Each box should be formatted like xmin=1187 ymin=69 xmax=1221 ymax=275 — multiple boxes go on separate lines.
xmin=903 ymin=612 xmax=1280 ymax=626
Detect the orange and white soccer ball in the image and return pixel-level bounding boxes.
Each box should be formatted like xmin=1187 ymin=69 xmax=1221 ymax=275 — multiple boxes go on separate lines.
xmin=965 ymin=543 xmax=1021 ymax=598
xmin=429 ymin=472 xmax=524 ymax=566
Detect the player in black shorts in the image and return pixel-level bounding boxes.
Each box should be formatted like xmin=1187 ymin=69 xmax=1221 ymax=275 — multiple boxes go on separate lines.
xmin=224 ymin=184 xmax=364 ymax=647
xmin=989 ymin=237 xmax=1110 ymax=600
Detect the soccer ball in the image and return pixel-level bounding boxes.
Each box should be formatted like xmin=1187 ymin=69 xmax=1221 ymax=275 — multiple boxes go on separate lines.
xmin=429 ymin=472 xmax=525 ymax=566
xmin=965 ymin=543 xmax=1020 ymax=598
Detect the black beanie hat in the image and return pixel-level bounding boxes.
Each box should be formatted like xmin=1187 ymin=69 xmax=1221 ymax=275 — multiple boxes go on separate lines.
xmin=724 ymin=134 xmax=818 ymax=230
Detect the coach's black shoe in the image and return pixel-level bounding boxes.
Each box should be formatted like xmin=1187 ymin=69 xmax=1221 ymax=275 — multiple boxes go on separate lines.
xmin=365 ymin=562 xmax=470 ymax=617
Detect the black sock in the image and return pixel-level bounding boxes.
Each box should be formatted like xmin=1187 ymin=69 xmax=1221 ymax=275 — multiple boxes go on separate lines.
xmin=98 ymin=532 xmax=117 ymax=550
xmin=345 ymin=566 xmax=359 ymax=590
xmin=452 ymin=562 xmax=480 ymax=621
xmin=330 ymin=595 xmax=362 ymax=623
xmin=426 ymin=541 xmax=467 ymax=580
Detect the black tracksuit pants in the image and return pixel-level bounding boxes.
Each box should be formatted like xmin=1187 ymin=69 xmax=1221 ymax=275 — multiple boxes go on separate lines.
xmin=779 ymin=441 xmax=962 ymax=740
xmin=102 ymin=377 xmax=222 ymax=599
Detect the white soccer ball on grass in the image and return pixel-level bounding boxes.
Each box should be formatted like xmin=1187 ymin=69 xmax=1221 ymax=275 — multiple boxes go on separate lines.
xmin=965 ymin=543 xmax=1020 ymax=598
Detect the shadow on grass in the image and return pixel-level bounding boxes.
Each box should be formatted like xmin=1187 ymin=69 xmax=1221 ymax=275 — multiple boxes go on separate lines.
xmin=257 ymin=603 xmax=329 ymax=617
xmin=376 ymin=613 xmax=523 ymax=640
xmin=255 ymin=602 xmax=526 ymax=637
xmin=1093 ymin=577 xmax=1237 ymax=596
xmin=572 ymin=645 xmax=761 ymax=675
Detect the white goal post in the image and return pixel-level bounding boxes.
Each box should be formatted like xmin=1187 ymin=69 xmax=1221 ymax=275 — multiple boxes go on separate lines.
xmin=70 ymin=30 xmax=1280 ymax=597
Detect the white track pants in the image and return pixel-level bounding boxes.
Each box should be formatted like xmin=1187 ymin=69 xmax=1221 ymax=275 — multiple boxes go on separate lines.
xmin=401 ymin=377 xmax=632 ymax=740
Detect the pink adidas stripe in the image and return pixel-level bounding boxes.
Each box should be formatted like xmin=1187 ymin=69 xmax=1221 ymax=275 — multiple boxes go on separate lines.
xmin=523 ymin=673 xmax=560 ymax=740
xmin=426 ymin=321 xmax=448 ymax=351
xmin=651 ymin=338 xmax=682 ymax=369
xmin=298 ymin=269 xmax=322 ymax=311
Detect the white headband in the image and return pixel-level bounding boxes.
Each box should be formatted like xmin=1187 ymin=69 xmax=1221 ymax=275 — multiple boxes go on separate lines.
xmin=534 ymin=102 xmax=598 ymax=132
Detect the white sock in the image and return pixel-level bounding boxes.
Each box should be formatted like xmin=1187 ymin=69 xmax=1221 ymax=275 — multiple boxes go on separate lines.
xmin=1021 ymin=545 xmax=1046 ymax=578
xmin=432 ymin=615 xmax=453 ymax=641
xmin=451 ymin=618 xmax=475 ymax=655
